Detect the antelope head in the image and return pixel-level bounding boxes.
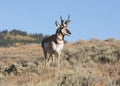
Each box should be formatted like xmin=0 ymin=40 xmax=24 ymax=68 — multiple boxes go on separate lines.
xmin=55 ymin=15 xmax=71 ymax=36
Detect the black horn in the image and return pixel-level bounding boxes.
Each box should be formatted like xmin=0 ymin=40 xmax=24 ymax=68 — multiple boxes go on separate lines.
xmin=60 ymin=16 xmax=64 ymax=26
xmin=65 ymin=15 xmax=71 ymax=26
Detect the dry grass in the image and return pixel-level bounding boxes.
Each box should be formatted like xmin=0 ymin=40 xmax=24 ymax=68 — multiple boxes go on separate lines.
xmin=0 ymin=39 xmax=120 ymax=86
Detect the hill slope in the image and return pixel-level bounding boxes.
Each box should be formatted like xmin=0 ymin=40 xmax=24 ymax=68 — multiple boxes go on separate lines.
xmin=0 ymin=39 xmax=120 ymax=86
xmin=0 ymin=29 xmax=44 ymax=47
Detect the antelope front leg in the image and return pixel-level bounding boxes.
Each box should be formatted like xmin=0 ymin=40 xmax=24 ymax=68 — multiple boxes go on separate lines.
xmin=57 ymin=54 xmax=60 ymax=70
xmin=51 ymin=54 xmax=54 ymax=66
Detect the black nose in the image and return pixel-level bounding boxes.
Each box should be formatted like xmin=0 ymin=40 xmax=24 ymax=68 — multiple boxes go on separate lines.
xmin=69 ymin=31 xmax=71 ymax=35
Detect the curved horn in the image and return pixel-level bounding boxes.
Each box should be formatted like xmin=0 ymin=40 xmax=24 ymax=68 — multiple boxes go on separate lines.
xmin=68 ymin=15 xmax=70 ymax=20
xmin=55 ymin=21 xmax=60 ymax=27
xmin=60 ymin=16 xmax=64 ymax=25
xmin=65 ymin=15 xmax=71 ymax=26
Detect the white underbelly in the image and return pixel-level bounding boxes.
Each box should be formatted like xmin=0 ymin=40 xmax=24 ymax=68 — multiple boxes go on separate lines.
xmin=54 ymin=44 xmax=63 ymax=53
xmin=43 ymin=42 xmax=63 ymax=53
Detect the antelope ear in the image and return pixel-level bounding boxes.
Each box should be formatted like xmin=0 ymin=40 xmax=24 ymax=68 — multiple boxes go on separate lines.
xmin=55 ymin=21 xmax=60 ymax=27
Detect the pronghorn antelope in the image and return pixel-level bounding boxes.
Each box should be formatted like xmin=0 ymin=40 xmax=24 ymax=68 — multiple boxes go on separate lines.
xmin=42 ymin=15 xmax=71 ymax=69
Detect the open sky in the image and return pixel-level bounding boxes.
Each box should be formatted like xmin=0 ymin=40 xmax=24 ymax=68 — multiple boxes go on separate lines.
xmin=0 ymin=0 xmax=120 ymax=42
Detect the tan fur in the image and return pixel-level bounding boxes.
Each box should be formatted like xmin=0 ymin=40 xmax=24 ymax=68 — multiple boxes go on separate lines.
xmin=42 ymin=15 xmax=71 ymax=69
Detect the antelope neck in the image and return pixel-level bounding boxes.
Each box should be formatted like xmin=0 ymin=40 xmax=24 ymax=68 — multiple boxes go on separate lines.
xmin=55 ymin=33 xmax=64 ymax=44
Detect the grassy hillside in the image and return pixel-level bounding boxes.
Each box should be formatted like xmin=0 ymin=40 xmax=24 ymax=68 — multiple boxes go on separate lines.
xmin=0 ymin=39 xmax=120 ymax=86
xmin=0 ymin=29 xmax=44 ymax=47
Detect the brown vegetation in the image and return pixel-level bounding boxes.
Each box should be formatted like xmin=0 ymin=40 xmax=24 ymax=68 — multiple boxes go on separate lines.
xmin=0 ymin=39 xmax=120 ymax=86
